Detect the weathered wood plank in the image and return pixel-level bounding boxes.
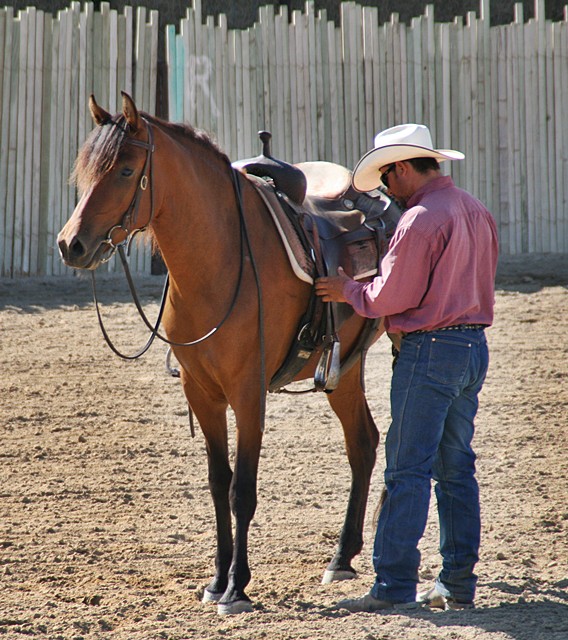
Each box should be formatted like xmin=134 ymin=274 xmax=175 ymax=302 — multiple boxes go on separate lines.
xmin=37 ymin=11 xmax=53 ymax=274
xmin=123 ymin=5 xmax=133 ymax=96
xmin=45 ymin=16 xmax=61 ymax=275
xmin=0 ymin=8 xmax=14 ymax=275
xmin=30 ymin=9 xmax=44 ymax=275
xmin=166 ymin=24 xmax=178 ymax=121
xmin=275 ymin=7 xmax=289 ymax=159
xmin=13 ymin=10 xmax=29 ymax=275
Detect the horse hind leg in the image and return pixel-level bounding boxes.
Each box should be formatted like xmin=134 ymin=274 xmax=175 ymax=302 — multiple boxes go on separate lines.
xmin=322 ymin=363 xmax=379 ymax=584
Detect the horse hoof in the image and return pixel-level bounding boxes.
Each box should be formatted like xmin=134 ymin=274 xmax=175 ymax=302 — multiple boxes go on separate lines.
xmin=217 ymin=599 xmax=254 ymax=615
xmin=321 ymin=568 xmax=358 ymax=584
xmin=202 ymin=589 xmax=223 ymax=603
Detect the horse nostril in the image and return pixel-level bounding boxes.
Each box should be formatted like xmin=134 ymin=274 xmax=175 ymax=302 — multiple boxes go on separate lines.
xmin=59 ymin=236 xmax=86 ymax=262
xmin=69 ymin=236 xmax=86 ymax=259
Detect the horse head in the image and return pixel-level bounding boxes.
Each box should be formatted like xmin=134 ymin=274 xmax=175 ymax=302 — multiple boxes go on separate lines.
xmin=58 ymin=92 xmax=154 ymax=270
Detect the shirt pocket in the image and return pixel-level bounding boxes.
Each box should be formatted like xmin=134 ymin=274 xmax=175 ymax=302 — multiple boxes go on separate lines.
xmin=426 ymin=335 xmax=471 ymax=386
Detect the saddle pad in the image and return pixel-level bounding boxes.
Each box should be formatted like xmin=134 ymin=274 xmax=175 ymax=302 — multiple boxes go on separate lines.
xmin=245 ymin=173 xmax=315 ymax=284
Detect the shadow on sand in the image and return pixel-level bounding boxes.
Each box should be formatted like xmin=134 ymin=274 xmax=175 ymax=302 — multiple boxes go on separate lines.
xmin=0 ymin=273 xmax=165 ymax=313
xmin=419 ymin=597 xmax=568 ymax=640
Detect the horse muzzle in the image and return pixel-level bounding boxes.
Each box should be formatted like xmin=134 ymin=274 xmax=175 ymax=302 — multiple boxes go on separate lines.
xmin=57 ymin=228 xmax=113 ymax=270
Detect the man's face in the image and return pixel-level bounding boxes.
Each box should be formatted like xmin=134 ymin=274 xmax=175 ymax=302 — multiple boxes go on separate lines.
xmin=380 ymin=162 xmax=404 ymax=199
xmin=380 ymin=161 xmax=415 ymax=205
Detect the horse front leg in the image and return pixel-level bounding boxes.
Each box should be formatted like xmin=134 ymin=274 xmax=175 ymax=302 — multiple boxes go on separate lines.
xmin=180 ymin=374 xmax=234 ymax=603
xmin=323 ymin=363 xmax=379 ymax=583
xmin=201 ymin=433 xmax=234 ymax=603
xmin=217 ymin=405 xmax=263 ymax=615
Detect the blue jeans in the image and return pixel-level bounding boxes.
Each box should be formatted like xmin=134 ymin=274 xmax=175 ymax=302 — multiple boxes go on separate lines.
xmin=371 ymin=327 xmax=489 ymax=604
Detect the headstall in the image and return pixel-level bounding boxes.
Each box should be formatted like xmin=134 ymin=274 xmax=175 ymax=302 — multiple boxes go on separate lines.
xmin=101 ymin=117 xmax=155 ymax=262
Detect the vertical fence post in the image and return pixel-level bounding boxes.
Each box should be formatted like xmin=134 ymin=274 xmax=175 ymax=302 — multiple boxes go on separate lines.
xmin=0 ymin=8 xmax=13 ymax=276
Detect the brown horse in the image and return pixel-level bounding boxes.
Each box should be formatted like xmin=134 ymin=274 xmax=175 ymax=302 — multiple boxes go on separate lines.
xmin=58 ymin=92 xmax=383 ymax=615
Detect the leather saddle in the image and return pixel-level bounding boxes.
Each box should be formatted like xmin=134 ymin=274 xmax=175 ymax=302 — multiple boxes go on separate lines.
xmin=233 ymin=132 xmax=402 ymax=392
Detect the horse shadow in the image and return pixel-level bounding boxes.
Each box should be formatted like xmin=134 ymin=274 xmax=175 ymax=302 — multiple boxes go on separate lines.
xmin=0 ymin=273 xmax=164 ymax=313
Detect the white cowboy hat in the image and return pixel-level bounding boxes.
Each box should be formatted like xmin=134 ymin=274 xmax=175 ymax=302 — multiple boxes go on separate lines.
xmin=351 ymin=123 xmax=465 ymax=192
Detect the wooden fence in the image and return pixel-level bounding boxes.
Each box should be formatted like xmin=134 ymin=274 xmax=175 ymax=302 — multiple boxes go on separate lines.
xmin=1 ymin=0 xmax=567 ymax=277
xmin=0 ymin=2 xmax=157 ymax=276
xmin=167 ymin=0 xmax=568 ymax=256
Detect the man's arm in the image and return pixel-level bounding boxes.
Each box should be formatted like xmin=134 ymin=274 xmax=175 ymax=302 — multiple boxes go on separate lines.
xmin=316 ymin=221 xmax=434 ymax=320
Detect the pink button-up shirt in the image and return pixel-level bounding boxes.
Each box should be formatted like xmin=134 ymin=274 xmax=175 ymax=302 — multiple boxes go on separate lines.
xmin=343 ymin=176 xmax=499 ymax=334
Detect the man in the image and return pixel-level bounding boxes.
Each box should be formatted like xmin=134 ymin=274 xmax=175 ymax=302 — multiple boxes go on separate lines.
xmin=316 ymin=124 xmax=498 ymax=612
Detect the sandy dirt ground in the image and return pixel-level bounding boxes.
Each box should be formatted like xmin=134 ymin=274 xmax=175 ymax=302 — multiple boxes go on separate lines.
xmin=1 ymin=253 xmax=567 ymax=640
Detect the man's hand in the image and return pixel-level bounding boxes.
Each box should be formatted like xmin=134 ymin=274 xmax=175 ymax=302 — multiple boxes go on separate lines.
xmin=315 ymin=266 xmax=352 ymax=303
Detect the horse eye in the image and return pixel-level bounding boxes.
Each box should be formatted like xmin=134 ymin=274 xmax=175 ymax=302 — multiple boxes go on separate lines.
xmin=121 ymin=167 xmax=134 ymax=177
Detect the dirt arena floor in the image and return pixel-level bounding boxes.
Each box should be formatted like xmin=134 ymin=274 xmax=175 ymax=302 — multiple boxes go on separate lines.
xmin=1 ymin=253 xmax=567 ymax=640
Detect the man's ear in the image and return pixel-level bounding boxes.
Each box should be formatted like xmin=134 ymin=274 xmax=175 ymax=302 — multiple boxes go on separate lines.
xmin=396 ymin=160 xmax=411 ymax=176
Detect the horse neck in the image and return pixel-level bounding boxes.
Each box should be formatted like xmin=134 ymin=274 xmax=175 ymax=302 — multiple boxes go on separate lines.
xmin=149 ymin=127 xmax=241 ymax=293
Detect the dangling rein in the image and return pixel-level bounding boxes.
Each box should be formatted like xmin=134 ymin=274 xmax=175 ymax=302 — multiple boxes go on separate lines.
xmin=91 ymin=119 xmax=267 ymax=431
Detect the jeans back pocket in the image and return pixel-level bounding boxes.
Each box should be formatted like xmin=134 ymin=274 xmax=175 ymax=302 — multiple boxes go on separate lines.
xmin=426 ymin=336 xmax=471 ymax=385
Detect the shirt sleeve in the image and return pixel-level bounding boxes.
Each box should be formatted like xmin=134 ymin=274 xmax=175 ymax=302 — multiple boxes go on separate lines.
xmin=342 ymin=222 xmax=435 ymax=319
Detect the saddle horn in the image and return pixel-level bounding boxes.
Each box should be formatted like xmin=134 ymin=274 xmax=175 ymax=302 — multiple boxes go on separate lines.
xmin=232 ymin=131 xmax=307 ymax=205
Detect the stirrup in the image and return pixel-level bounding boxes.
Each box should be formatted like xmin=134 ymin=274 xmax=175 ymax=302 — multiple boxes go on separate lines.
xmin=314 ymin=335 xmax=341 ymax=392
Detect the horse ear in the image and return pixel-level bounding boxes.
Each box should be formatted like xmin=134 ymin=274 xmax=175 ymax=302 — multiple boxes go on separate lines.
xmin=121 ymin=91 xmax=140 ymax=132
xmin=89 ymin=95 xmax=112 ymax=126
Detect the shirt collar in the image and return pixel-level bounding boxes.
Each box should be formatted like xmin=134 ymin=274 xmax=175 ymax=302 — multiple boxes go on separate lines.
xmin=406 ymin=175 xmax=455 ymax=208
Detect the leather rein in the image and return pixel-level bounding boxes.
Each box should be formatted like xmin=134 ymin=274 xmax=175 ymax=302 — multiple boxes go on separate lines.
xmin=91 ymin=118 xmax=260 ymax=370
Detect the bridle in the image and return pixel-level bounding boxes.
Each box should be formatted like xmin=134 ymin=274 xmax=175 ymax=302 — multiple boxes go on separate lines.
xmin=100 ymin=118 xmax=155 ymax=261
xmin=92 ymin=117 xmax=252 ymax=356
